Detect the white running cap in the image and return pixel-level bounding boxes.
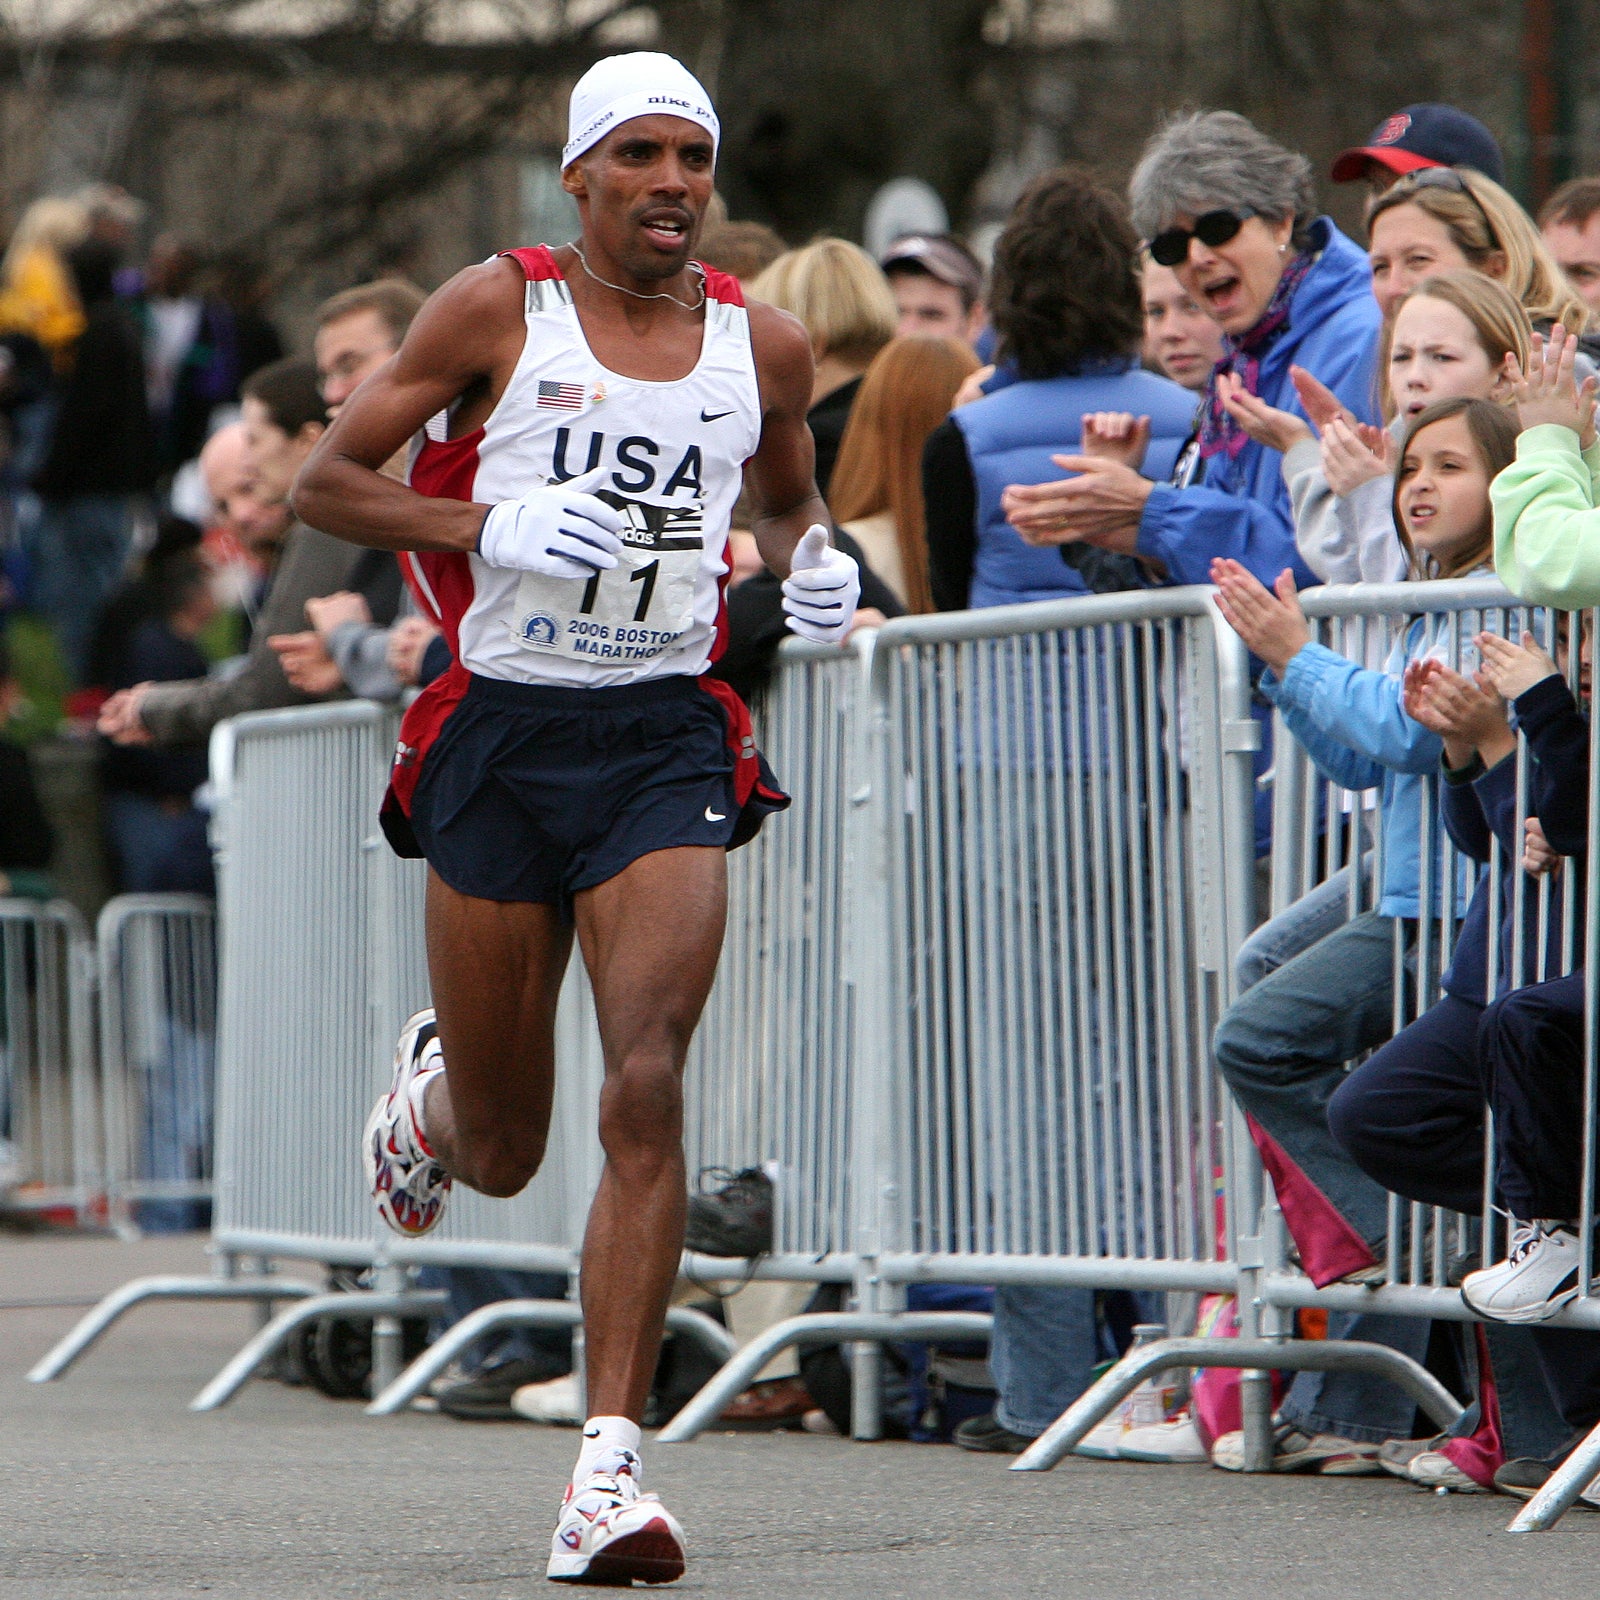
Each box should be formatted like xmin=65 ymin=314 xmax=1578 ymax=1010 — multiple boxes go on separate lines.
xmin=563 ymin=52 xmax=720 ymax=169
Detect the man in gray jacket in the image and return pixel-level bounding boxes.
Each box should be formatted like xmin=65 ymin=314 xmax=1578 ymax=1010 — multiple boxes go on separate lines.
xmin=98 ymin=358 xmax=359 ymax=747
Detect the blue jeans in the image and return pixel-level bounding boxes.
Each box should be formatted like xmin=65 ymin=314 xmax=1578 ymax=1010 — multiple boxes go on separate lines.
xmin=105 ymin=792 xmax=215 ymax=896
xmin=29 ymin=493 xmax=136 ymax=682
xmin=1216 ymin=909 xmax=1430 ymax=1442
xmin=1236 ymin=865 xmax=1360 ymax=992
xmin=415 ymin=1266 xmax=573 ymax=1378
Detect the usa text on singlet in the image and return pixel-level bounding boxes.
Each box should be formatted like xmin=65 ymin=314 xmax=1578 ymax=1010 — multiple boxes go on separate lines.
xmin=404 ymin=246 xmax=761 ymax=689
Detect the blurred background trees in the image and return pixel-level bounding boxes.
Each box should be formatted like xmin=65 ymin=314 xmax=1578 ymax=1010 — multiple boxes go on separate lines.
xmin=0 ymin=0 xmax=1593 ymax=330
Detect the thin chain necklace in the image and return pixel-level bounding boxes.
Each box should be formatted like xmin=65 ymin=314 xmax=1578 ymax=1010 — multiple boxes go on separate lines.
xmin=567 ymin=242 xmax=706 ymax=310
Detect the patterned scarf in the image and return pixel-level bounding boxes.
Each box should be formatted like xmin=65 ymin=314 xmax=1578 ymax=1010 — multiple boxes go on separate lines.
xmin=1197 ymin=249 xmax=1316 ymax=460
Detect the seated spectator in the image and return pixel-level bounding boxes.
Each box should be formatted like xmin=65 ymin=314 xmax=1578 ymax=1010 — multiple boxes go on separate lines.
xmin=922 ymin=164 xmax=1195 ymax=614
xmin=1329 ymin=104 xmax=1506 ymax=195
xmin=29 ymin=240 xmax=157 ymax=684
xmin=1539 ymin=178 xmax=1600 ymax=320
xmin=96 ymin=358 xmax=359 ymax=747
xmin=1205 ymin=397 xmax=1516 ymax=1473
xmin=880 ymin=234 xmax=987 ymax=351
xmin=95 ymin=523 xmax=218 ymax=895
xmin=696 ymin=221 xmax=786 ymax=290
xmin=1326 ymin=621 xmax=1597 ymax=1492
xmin=748 ymin=239 xmax=897 ymax=498
xmin=0 ymin=632 xmax=53 ymax=902
xmin=827 ymin=335 xmax=979 ymax=612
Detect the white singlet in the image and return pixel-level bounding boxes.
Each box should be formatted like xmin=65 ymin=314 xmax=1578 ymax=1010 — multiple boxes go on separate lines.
xmin=402 ymin=246 xmax=761 ymax=689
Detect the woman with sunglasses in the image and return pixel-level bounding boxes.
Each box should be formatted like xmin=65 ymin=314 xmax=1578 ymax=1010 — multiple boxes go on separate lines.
xmin=1004 ymin=110 xmax=1378 ymax=602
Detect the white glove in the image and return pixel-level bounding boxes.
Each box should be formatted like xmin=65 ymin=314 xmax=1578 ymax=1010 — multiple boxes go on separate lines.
xmin=782 ymin=524 xmax=860 ymax=646
xmin=476 ymin=467 xmax=626 ymax=579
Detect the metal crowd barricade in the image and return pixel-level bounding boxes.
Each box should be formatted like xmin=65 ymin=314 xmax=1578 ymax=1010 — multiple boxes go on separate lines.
xmin=1016 ymin=577 xmax=1600 ymax=1533
xmin=0 ymin=898 xmax=98 ymax=1225
xmin=98 ymin=894 xmax=218 ymax=1235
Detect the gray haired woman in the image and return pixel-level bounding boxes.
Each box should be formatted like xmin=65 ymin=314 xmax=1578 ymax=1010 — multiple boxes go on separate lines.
xmin=1006 ymin=110 xmax=1381 ymax=594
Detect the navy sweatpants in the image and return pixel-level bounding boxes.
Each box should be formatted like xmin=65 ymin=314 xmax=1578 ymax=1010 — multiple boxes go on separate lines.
xmin=1330 ymin=992 xmax=1600 ymax=1444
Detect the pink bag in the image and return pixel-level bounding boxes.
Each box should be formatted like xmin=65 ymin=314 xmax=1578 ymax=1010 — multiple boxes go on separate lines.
xmin=1189 ymin=1292 xmax=1288 ymax=1452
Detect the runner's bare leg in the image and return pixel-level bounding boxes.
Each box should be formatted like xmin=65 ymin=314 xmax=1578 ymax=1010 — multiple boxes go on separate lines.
xmin=419 ymin=868 xmax=573 ymax=1195
xmin=574 ymin=844 xmax=727 ymax=1420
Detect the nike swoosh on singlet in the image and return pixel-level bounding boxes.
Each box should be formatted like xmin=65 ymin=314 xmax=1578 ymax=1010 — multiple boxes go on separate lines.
xmin=700 ymin=408 xmax=735 ymax=422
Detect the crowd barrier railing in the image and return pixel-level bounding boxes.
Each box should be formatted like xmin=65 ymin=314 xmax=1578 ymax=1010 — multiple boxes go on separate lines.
xmin=98 ymin=894 xmax=218 ymax=1234
xmin=0 ymin=898 xmax=98 ymax=1225
xmin=1016 ymin=577 xmax=1600 ymax=1532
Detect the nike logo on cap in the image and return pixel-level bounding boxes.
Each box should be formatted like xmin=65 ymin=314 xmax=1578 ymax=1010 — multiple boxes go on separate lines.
xmin=705 ymin=806 xmax=727 ymax=822
xmin=700 ymin=407 xmax=735 ymax=422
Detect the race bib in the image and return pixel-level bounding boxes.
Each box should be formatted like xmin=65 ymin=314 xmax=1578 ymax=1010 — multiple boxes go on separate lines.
xmin=509 ymin=491 xmax=704 ymax=664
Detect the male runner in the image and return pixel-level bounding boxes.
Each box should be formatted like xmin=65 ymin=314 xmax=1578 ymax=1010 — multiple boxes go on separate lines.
xmin=292 ymin=51 xmax=859 ymax=1587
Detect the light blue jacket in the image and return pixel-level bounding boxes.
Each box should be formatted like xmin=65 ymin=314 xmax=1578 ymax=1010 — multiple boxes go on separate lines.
xmin=1261 ymin=618 xmax=1472 ymax=920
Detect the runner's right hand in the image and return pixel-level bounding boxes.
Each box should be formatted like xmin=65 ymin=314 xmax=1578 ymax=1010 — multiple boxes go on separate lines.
xmin=477 ymin=474 xmax=626 ymax=579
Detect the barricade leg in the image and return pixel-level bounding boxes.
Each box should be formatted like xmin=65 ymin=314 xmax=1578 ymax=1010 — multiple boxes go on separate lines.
xmin=27 ymin=1273 xmax=318 ymax=1382
xmin=1507 ymin=1416 xmax=1600 ymax=1532
xmin=189 ymin=1287 xmax=448 ymax=1411
xmin=364 ymin=1300 xmax=737 ymax=1417
xmin=1011 ymin=1336 xmax=1462 ymax=1471
xmin=655 ymin=1311 xmax=993 ymax=1444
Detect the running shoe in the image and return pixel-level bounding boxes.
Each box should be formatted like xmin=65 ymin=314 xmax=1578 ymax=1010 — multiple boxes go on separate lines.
xmin=1118 ymin=1410 xmax=1209 ymax=1464
xmin=1460 ymin=1221 xmax=1586 ymax=1324
xmin=1494 ymin=1455 xmax=1600 ymax=1509
xmin=1407 ymin=1449 xmax=1485 ymax=1493
xmin=1210 ymin=1416 xmax=1382 ymax=1474
xmin=547 ymin=1446 xmax=686 ymax=1585
xmin=362 ymin=1009 xmax=451 ymax=1237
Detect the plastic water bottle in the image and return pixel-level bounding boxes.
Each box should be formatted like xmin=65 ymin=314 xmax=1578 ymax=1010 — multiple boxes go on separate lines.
xmin=1118 ymin=1323 xmax=1175 ymax=1429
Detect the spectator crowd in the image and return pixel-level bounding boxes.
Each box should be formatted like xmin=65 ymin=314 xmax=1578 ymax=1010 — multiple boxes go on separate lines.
xmin=5 ymin=94 xmax=1600 ymax=1510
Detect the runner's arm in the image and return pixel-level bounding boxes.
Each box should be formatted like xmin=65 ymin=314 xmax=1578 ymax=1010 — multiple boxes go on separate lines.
xmin=291 ymin=259 xmax=525 ymax=553
xmin=743 ymin=302 xmax=832 ymax=577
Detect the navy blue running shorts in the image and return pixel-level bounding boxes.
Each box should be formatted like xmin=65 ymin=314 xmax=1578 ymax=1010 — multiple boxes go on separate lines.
xmin=392 ymin=672 xmax=789 ymax=917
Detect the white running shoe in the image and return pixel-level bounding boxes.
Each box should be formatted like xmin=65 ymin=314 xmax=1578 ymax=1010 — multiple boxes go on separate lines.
xmin=1118 ymin=1410 xmax=1209 ymax=1464
xmin=547 ymin=1447 xmax=686 ymax=1586
xmin=1460 ymin=1221 xmax=1585 ymax=1324
xmin=362 ymin=1009 xmax=451 ymax=1237
xmin=1072 ymin=1418 xmax=1123 ymax=1459
xmin=1407 ymin=1449 xmax=1485 ymax=1493
xmin=512 ymin=1373 xmax=584 ymax=1426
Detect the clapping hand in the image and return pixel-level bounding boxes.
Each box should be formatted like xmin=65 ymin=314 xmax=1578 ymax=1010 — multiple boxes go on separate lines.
xmin=1209 ymin=558 xmax=1310 ymax=674
xmin=1215 ymin=372 xmax=1313 ymax=454
xmin=1080 ymin=411 xmax=1151 ymax=470
xmin=1509 ymin=330 xmax=1599 ymax=445
xmin=1289 ymin=366 xmax=1358 ymax=435
xmin=1402 ymin=658 xmax=1513 ymax=769
xmin=1320 ymin=415 xmax=1394 ymax=496
xmin=1476 ymin=631 xmax=1561 ymax=702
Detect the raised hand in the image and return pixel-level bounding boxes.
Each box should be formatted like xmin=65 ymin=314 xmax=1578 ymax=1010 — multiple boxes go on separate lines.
xmin=782 ymin=524 xmax=860 ymax=646
xmin=1080 ymin=411 xmax=1151 ymax=470
xmin=1509 ymin=329 xmax=1599 ymax=445
xmin=1475 ymin=630 xmax=1561 ymax=701
xmin=1215 ymin=372 xmax=1314 ymax=454
xmin=1209 ymin=557 xmax=1310 ymax=674
xmin=1406 ymin=659 xmax=1513 ymax=769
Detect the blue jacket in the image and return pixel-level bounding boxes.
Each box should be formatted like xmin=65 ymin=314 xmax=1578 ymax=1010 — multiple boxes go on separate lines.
xmin=1137 ymin=217 xmax=1382 ymax=589
xmin=1262 ymin=621 xmax=1474 ymax=920
xmin=953 ymin=359 xmax=1196 ymax=608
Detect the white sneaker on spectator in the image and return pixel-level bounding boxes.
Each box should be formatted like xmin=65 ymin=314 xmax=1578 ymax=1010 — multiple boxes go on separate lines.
xmin=1460 ymin=1221 xmax=1585 ymax=1323
xmin=1118 ymin=1410 xmax=1208 ymax=1464
xmin=362 ymin=1009 xmax=451 ymax=1238
xmin=512 ymin=1373 xmax=583 ymax=1426
xmin=547 ymin=1446 xmax=685 ymax=1585
xmin=1072 ymin=1418 xmax=1123 ymax=1459
xmin=1211 ymin=1417 xmax=1382 ymax=1474
xmin=1407 ymin=1450 xmax=1485 ymax=1493
xmin=1377 ymin=1435 xmax=1446 ymax=1479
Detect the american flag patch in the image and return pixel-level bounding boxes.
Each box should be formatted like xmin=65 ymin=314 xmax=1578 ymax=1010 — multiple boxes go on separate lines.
xmin=537 ymin=380 xmax=585 ymax=411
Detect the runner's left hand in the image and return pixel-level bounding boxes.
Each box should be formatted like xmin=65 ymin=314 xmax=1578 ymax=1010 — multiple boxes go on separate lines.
xmin=782 ymin=525 xmax=860 ymax=646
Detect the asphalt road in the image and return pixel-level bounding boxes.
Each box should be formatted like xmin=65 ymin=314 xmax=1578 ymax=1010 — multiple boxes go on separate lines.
xmin=2 ymin=1232 xmax=1596 ymax=1598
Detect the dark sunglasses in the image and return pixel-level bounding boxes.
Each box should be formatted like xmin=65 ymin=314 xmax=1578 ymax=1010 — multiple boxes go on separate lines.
xmin=1146 ymin=208 xmax=1256 ymax=268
